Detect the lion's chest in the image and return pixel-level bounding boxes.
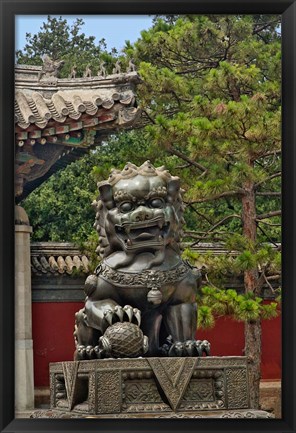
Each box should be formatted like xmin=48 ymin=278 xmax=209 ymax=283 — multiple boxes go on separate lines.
xmin=97 ymin=260 xmax=195 ymax=307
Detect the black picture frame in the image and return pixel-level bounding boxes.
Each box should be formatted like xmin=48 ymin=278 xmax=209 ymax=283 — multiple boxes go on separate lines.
xmin=0 ymin=1 xmax=295 ymax=432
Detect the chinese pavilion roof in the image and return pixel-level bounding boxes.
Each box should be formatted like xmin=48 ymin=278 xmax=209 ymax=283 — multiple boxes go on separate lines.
xmin=15 ymin=62 xmax=142 ymax=201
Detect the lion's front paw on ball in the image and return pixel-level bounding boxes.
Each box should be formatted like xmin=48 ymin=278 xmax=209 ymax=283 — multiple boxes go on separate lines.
xmin=103 ymin=305 xmax=141 ymax=326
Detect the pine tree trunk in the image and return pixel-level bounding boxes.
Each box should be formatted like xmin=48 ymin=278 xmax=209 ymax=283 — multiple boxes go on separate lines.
xmin=241 ymin=179 xmax=261 ymax=409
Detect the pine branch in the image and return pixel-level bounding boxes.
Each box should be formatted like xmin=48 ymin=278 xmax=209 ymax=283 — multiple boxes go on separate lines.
xmin=266 ymin=275 xmax=281 ymax=281
xmin=256 ymin=222 xmax=280 ymax=247
xmin=141 ymin=109 xmax=156 ymax=125
xmin=187 ymin=204 xmax=213 ymax=225
xmin=254 ymin=172 xmax=281 ymax=189
xmin=256 ymin=210 xmax=281 ymax=220
xmin=190 ymin=214 xmax=242 ymax=246
xmin=257 ymin=220 xmax=281 ymax=227
xmin=252 ymin=19 xmax=281 ymax=36
xmin=262 ymin=271 xmax=276 ymax=293
xmin=255 ymin=150 xmax=281 ymax=159
xmin=256 ymin=192 xmax=281 ymax=196
xmin=186 ymin=235 xmax=226 ymax=242
xmin=175 ymin=163 xmax=191 ymax=169
xmin=188 ymin=190 xmax=245 ymax=204
xmin=184 ymin=230 xmax=236 ymax=242
xmin=167 ymin=145 xmax=207 ymax=173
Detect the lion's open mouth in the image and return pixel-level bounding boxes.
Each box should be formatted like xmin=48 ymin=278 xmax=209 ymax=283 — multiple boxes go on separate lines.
xmin=115 ymin=218 xmax=170 ymax=249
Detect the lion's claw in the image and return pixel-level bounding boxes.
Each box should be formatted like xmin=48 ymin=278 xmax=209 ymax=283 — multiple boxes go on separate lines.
xmin=102 ymin=304 xmax=141 ymax=327
xmin=201 ymin=339 xmax=211 ymax=356
xmin=123 ymin=305 xmax=133 ymax=322
xmin=133 ymin=308 xmax=141 ymax=326
xmin=114 ymin=305 xmax=124 ymax=321
xmin=85 ymin=345 xmax=96 ymax=358
xmin=76 ymin=345 xmax=86 ymax=360
xmin=103 ymin=309 xmax=113 ymax=326
xmin=168 ymin=339 xmax=211 ymax=357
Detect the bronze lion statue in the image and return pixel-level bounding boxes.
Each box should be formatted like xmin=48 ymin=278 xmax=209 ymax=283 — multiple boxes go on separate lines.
xmin=74 ymin=161 xmax=210 ymax=359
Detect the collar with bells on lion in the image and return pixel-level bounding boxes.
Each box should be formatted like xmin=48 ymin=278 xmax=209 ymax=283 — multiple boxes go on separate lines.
xmin=95 ymin=259 xmax=194 ymax=288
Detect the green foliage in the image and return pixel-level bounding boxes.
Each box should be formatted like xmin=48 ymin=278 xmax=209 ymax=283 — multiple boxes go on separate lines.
xmin=198 ymin=306 xmax=215 ymax=329
xmin=197 ymin=285 xmax=280 ymax=328
xmin=234 ymin=251 xmax=257 ymax=272
xmin=22 ymin=151 xmax=99 ymax=243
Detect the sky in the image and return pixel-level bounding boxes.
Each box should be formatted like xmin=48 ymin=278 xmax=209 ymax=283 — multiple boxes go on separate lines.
xmin=15 ymin=15 xmax=154 ymax=53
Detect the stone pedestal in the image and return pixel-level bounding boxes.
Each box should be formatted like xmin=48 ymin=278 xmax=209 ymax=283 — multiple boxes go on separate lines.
xmin=45 ymin=356 xmax=273 ymax=419
xmin=15 ymin=206 xmax=34 ymax=411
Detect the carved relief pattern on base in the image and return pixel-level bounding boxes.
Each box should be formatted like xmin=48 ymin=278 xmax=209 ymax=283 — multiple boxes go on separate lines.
xmin=96 ymin=370 xmax=121 ymax=414
xmin=124 ymin=380 xmax=163 ymax=404
xmin=182 ymin=379 xmax=214 ymax=401
xmin=48 ymin=357 xmax=260 ymax=417
xmin=225 ymin=368 xmax=249 ymax=409
xmin=88 ymin=372 xmax=96 ymax=414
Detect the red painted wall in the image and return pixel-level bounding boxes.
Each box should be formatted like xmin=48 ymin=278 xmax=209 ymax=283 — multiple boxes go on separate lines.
xmin=32 ymin=302 xmax=83 ymax=387
xmin=32 ymin=302 xmax=281 ymax=387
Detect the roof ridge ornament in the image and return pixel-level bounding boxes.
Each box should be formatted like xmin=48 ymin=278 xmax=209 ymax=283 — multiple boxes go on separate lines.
xmin=97 ymin=60 xmax=107 ymax=78
xmin=38 ymin=54 xmax=65 ymax=82
xmin=127 ymin=58 xmax=136 ymax=73
xmin=112 ymin=59 xmax=121 ymax=75
xmin=83 ymin=64 xmax=92 ymax=78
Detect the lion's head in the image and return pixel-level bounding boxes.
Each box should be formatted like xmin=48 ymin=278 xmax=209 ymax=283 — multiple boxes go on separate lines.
xmin=92 ymin=161 xmax=185 ymax=266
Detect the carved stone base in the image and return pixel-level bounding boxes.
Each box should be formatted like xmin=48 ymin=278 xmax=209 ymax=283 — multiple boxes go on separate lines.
xmin=30 ymin=409 xmax=273 ymax=418
xmin=48 ymin=357 xmax=273 ymax=418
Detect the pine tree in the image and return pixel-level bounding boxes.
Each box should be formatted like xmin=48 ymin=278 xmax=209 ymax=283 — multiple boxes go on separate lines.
xmin=125 ymin=14 xmax=281 ymax=408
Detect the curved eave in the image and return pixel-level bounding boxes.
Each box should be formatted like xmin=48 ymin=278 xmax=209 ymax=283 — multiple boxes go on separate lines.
xmin=15 ymin=65 xmax=142 ymax=199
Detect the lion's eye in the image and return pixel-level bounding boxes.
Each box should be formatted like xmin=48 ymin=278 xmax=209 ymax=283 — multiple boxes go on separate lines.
xmin=149 ymin=198 xmax=164 ymax=209
xmin=119 ymin=202 xmax=133 ymax=213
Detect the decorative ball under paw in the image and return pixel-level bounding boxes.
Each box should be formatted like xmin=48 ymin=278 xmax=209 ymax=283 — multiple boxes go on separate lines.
xmin=99 ymin=322 xmax=148 ymax=358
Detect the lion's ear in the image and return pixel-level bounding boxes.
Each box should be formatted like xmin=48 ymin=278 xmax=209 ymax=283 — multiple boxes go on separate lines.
xmin=167 ymin=177 xmax=180 ymax=198
xmin=98 ymin=183 xmax=115 ymax=209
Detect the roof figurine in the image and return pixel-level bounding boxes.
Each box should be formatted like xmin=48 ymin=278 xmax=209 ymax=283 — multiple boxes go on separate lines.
xmin=112 ymin=59 xmax=121 ymax=74
xmin=38 ymin=54 xmax=65 ymax=81
xmin=97 ymin=60 xmax=107 ymax=78
xmin=69 ymin=64 xmax=77 ymax=79
xmin=83 ymin=64 xmax=92 ymax=78
xmin=127 ymin=58 xmax=136 ymax=73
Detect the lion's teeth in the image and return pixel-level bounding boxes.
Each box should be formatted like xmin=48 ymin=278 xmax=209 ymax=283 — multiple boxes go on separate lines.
xmin=127 ymin=239 xmax=132 ymax=246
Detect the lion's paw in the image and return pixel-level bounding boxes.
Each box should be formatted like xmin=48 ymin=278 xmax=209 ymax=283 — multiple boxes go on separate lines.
xmin=75 ymin=344 xmax=103 ymax=360
xmin=168 ymin=339 xmax=211 ymax=357
xmin=103 ymin=305 xmax=141 ymax=327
